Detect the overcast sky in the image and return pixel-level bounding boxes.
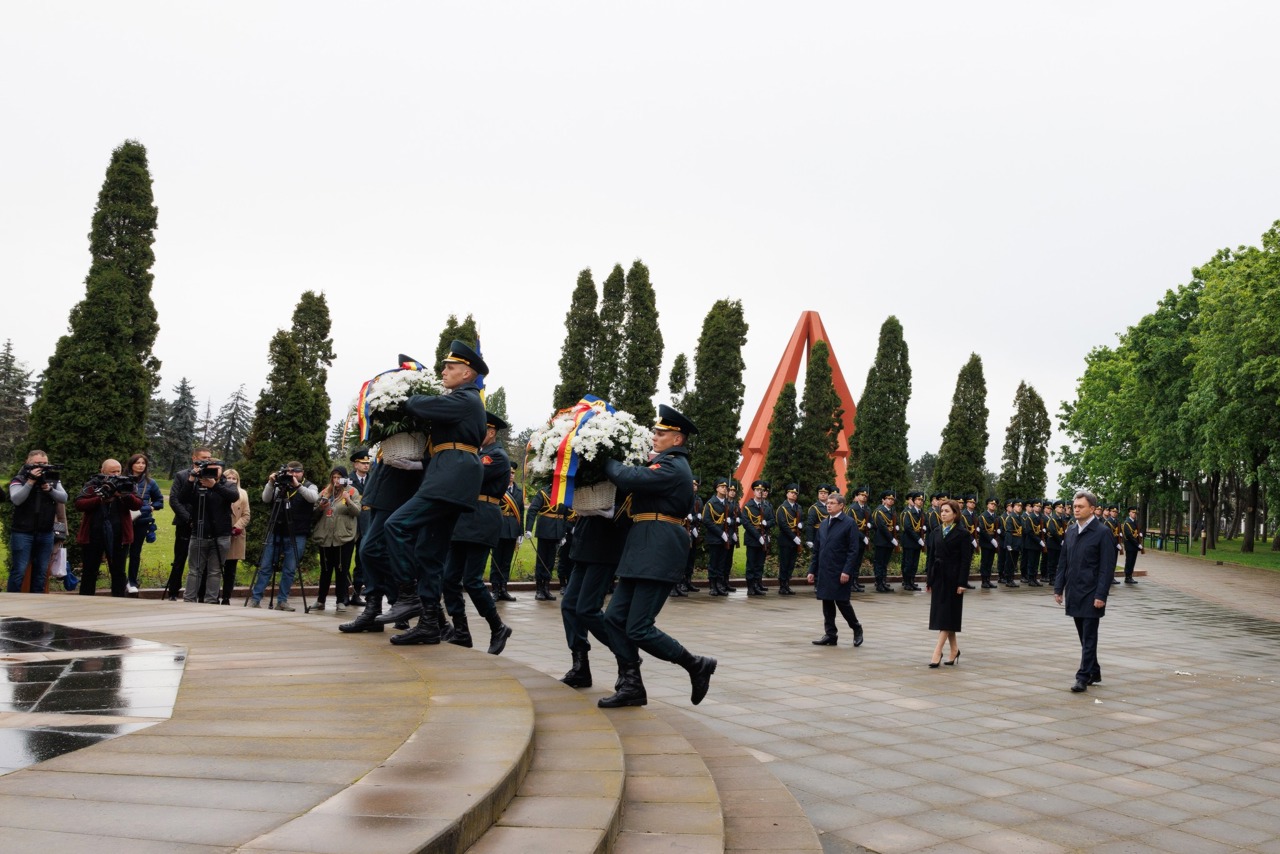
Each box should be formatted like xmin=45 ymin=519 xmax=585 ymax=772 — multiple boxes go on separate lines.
xmin=3 ymin=2 xmax=1277 ymax=489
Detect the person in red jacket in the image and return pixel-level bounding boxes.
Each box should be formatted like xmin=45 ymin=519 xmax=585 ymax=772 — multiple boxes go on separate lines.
xmin=74 ymin=458 xmax=142 ymax=596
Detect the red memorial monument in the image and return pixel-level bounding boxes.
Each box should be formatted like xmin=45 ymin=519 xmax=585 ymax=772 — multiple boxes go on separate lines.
xmin=734 ymin=311 xmax=858 ymax=495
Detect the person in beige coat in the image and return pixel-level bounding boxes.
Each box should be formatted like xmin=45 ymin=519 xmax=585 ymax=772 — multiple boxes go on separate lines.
xmin=313 ymin=466 xmax=361 ymax=611
xmin=220 ymin=469 xmax=251 ymax=605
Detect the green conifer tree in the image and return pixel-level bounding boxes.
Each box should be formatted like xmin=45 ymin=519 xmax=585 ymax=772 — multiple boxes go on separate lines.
xmin=0 ymin=340 xmax=32 ymax=467
xmin=934 ymin=354 xmax=989 ymax=497
xmin=760 ymin=382 xmax=799 ymax=492
xmin=846 ymin=317 xmax=911 ymax=496
xmin=593 ymin=265 xmax=627 ymax=400
xmin=27 ymin=140 xmax=160 ymax=488
xmin=213 ymin=384 xmax=253 ymax=464
xmin=682 ymin=299 xmax=748 ymax=491
xmin=552 ymin=269 xmax=600 ymax=410
xmin=997 ymin=381 xmax=1051 ymax=500
xmin=614 ymin=260 xmax=662 ymax=423
xmin=667 ymin=353 xmax=690 ymax=409
xmin=291 ymin=291 xmax=336 ymax=389
xmin=792 ymin=340 xmax=842 ymax=502
xmin=434 ymin=314 xmax=479 ymax=372
xmin=160 ymin=378 xmax=199 ymax=476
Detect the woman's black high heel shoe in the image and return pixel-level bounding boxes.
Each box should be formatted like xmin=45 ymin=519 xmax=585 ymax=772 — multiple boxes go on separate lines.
xmin=945 ymin=650 xmax=961 ymax=666
xmin=928 ymin=657 xmax=942 ymax=668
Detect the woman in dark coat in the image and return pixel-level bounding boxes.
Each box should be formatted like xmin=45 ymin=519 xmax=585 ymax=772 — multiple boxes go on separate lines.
xmin=927 ymin=499 xmax=973 ymax=666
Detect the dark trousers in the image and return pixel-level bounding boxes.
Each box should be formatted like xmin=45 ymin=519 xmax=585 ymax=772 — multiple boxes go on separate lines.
xmin=1123 ymin=549 xmax=1139 ymax=579
xmin=776 ymin=539 xmax=798 ymax=583
xmin=901 ymin=547 xmax=921 ymax=586
xmin=533 ymin=537 xmax=558 ymax=585
xmin=221 ymin=559 xmax=238 ymax=602
xmin=358 ymin=508 xmax=396 ymax=601
xmin=127 ymin=517 xmax=151 ymax=587
xmin=1007 ymin=548 xmax=1020 ymax=580
xmin=978 ymin=547 xmax=996 ymax=580
xmin=383 ymin=495 xmax=461 ymax=603
xmin=604 ymin=577 xmax=685 ymax=666
xmin=1022 ymin=548 xmax=1039 ymax=580
xmin=489 ymin=537 xmax=516 ymax=585
xmin=317 ymin=542 xmax=355 ymax=604
xmin=557 ymin=538 xmax=574 ymax=585
xmin=1044 ymin=549 xmax=1061 ymax=583
xmin=821 ymin=599 xmax=860 ymax=635
xmin=165 ymin=527 xmax=191 ymax=597
xmin=744 ymin=546 xmax=765 ymax=583
xmin=1073 ymin=617 xmax=1101 ymax=683
xmin=684 ymin=537 xmax=701 ymax=580
xmin=560 ymin=560 xmax=618 ymax=654
xmin=707 ymin=543 xmax=730 ymax=583
xmin=443 ymin=541 xmax=498 ymax=622
xmin=872 ymin=545 xmax=893 ymax=584
xmin=350 ymin=532 xmax=364 ymax=594
xmin=80 ymin=541 xmax=128 ymax=597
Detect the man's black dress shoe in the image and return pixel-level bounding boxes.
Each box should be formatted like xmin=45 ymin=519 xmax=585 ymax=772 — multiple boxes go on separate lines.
xmin=1087 ymin=676 xmax=1101 ymax=685
xmin=1070 ymin=680 xmax=1088 ymax=693
xmin=853 ymin=625 xmax=864 ymax=647
xmin=811 ymin=634 xmax=838 ymax=646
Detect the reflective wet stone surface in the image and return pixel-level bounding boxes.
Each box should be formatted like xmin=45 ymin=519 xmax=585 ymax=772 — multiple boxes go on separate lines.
xmin=0 ymin=617 xmax=185 ymax=774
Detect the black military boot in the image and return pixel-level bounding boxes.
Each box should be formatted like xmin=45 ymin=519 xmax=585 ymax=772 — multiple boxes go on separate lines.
xmin=674 ymin=649 xmax=717 ymax=705
xmin=494 ymin=583 xmax=517 ymax=602
xmin=448 ymin=612 xmax=473 ymax=648
xmin=669 ymin=584 xmax=687 ymax=598
xmin=376 ymin=582 xmax=422 ymax=624
xmin=485 ymin=611 xmax=513 ymax=655
xmin=708 ymin=578 xmax=723 ymax=597
xmin=338 ymin=594 xmax=385 ymax=633
xmin=389 ymin=600 xmax=441 ymax=645
xmin=597 ymin=662 xmax=646 ymax=708
xmin=436 ymin=602 xmax=455 ymax=644
xmin=560 ymin=649 xmax=592 ymax=687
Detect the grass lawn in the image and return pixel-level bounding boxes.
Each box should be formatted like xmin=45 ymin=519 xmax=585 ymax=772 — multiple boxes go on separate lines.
xmin=1153 ymin=535 xmax=1280 ymax=572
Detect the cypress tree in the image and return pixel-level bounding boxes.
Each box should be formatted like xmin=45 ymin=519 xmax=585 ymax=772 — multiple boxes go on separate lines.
xmin=846 ymin=316 xmax=911 ymax=496
xmin=615 ymin=259 xmax=663 ymax=423
xmin=793 ymin=340 xmax=842 ymax=501
xmin=28 ymin=140 xmax=160 ymax=488
xmin=996 ymin=381 xmax=1051 ymax=500
xmin=682 ymin=299 xmax=748 ymax=489
xmin=593 ymin=265 xmax=627 ymax=400
xmin=291 ymin=291 xmax=336 ymax=389
xmin=667 ymin=353 xmax=689 ymax=409
xmin=434 ymin=314 xmax=479 ymax=372
xmin=0 ymin=340 xmax=32 ymax=467
xmin=934 ymin=354 xmax=989 ymax=497
xmin=552 ymin=268 xmax=600 ymax=410
xmin=760 ymin=382 xmax=799 ymax=492
xmin=238 ymin=330 xmax=331 ymax=566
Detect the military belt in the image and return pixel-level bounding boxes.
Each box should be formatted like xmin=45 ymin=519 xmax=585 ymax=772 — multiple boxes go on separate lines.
xmin=431 ymin=442 xmax=479 ymax=454
xmin=477 ymin=494 xmax=502 ymax=505
xmin=631 ymin=512 xmax=686 ymax=526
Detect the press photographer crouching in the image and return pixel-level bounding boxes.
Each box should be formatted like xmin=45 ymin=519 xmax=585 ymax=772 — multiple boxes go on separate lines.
xmin=249 ymin=462 xmax=318 ymax=611
xmin=74 ymin=459 xmax=143 ymax=596
xmin=176 ymin=457 xmax=239 ymax=604
xmin=6 ymin=450 xmax=68 ymax=593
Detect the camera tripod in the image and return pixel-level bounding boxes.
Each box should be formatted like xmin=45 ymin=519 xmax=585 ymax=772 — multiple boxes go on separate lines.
xmin=245 ymin=479 xmax=311 ymax=612
xmin=187 ymin=483 xmax=226 ymax=604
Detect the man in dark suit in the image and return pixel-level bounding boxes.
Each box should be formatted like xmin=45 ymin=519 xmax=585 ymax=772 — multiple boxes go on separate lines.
xmin=807 ymin=492 xmax=865 ymax=647
xmin=597 ymin=405 xmax=716 ymax=709
xmin=1055 ymin=490 xmax=1118 ymax=693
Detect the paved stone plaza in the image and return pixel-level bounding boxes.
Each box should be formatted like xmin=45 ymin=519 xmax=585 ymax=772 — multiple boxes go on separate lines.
xmin=1 ymin=549 xmax=1277 ymax=853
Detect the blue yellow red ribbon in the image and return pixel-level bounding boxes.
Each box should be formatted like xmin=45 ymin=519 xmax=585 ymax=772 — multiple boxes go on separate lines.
xmin=356 ymin=357 xmax=425 ymax=443
xmin=547 ymin=395 xmax=614 ymax=508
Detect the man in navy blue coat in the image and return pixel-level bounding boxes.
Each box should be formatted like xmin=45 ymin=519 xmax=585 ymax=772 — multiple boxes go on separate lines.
xmin=1055 ymin=490 xmax=1118 ymax=693
xmin=806 ymin=493 xmax=865 ymax=647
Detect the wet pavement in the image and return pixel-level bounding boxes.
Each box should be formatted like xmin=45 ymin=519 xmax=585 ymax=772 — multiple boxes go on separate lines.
xmin=0 ymin=617 xmax=185 ymax=774
xmin=0 ymin=550 xmax=1277 ymax=853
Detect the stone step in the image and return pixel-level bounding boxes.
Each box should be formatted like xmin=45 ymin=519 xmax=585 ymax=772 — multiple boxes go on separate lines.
xmin=465 ymin=660 xmax=626 ymax=854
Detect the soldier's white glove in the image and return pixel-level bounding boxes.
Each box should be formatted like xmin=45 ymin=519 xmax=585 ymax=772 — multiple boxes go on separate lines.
xmin=692 ymin=528 xmax=700 ymax=538
xmin=918 ymin=538 xmax=925 ymax=547
xmin=996 ymin=528 xmax=1003 ymax=536
xmin=731 ymin=533 xmax=738 ymax=543
xmin=863 ymin=536 xmax=870 ymax=545
xmin=793 ymin=536 xmax=802 ymax=545
xmin=559 ymin=537 xmax=566 ymax=546
xmin=526 ymin=530 xmax=534 ymax=539
xmin=990 ymin=538 xmax=998 ymax=549
xmin=759 ymin=535 xmax=766 ymax=545
xmin=891 ymin=538 xmax=898 ymax=547
xmin=517 ymin=535 xmax=524 ymax=545
xmin=972 ymin=539 xmax=978 ymax=549
xmin=1039 ymin=540 xmax=1046 ymax=548
xmin=721 ymin=532 xmax=729 ymax=542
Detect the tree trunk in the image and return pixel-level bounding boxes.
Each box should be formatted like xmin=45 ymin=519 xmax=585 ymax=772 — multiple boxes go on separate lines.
xmin=1226 ymin=470 xmax=1242 ymax=540
xmin=1207 ymin=471 xmax=1220 ymax=551
xmin=1242 ymin=477 xmax=1259 ymax=553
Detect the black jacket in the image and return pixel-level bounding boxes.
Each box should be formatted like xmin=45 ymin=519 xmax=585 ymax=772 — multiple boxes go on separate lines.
xmin=176 ymin=477 xmax=242 ymax=539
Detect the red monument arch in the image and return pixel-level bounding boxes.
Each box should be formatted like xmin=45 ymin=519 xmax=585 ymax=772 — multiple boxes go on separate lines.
xmin=734 ymin=311 xmax=857 ymax=495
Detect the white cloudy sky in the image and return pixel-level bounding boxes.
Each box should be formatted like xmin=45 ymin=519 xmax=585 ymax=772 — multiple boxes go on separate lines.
xmin=3 ymin=2 xmax=1277 ymax=488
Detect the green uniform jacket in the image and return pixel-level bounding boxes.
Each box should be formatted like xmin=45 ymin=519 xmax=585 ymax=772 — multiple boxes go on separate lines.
xmin=450 ymin=443 xmax=511 ymax=548
xmin=405 ymin=382 xmax=486 ymax=511
xmin=605 ymin=445 xmax=694 ymax=584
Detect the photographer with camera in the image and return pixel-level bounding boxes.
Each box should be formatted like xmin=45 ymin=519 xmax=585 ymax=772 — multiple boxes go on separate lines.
xmin=249 ymin=461 xmax=318 ymax=610
xmin=165 ymin=447 xmax=215 ymax=600
xmin=73 ymin=458 xmax=143 ymax=596
xmin=312 ymin=466 xmax=361 ymax=612
xmin=124 ymin=453 xmax=164 ymax=594
xmin=175 ymin=457 xmax=239 ymax=604
xmin=6 ymin=450 xmax=68 ymax=593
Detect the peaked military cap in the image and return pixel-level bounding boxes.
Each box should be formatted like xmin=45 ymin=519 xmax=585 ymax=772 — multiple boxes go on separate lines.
xmin=786 ymin=483 xmax=799 ymax=492
xmin=817 ymin=484 xmax=831 ymax=493
xmin=655 ymin=404 xmax=698 ymax=435
xmin=714 ymin=477 xmax=729 ymax=487
xmin=906 ymin=490 xmax=924 ymax=500
xmin=485 ymin=411 xmax=509 ymax=430
xmin=691 ymin=474 xmax=701 ymax=484
xmin=349 ymin=447 xmax=371 ymax=463
xmin=853 ymin=485 xmax=869 ymax=497
xmin=879 ymin=490 xmax=896 ymax=500
xmin=752 ymin=479 xmax=766 ymax=489
xmin=443 ymin=340 xmax=489 ymax=376
xmin=986 ymin=496 xmax=999 ymax=504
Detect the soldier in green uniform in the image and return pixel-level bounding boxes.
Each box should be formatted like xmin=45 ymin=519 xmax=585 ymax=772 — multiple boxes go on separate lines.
xmin=678 ymin=476 xmax=703 ymax=595
xmin=870 ymin=490 xmax=898 ymax=593
xmin=804 ymin=485 xmax=831 ymax=549
xmin=899 ymin=491 xmax=925 ymax=591
xmin=741 ymin=479 xmax=772 ymax=595
xmin=702 ymin=478 xmax=732 ymax=596
xmin=598 ymin=405 xmax=717 ymax=709
xmin=977 ymin=497 xmax=1002 ymax=588
xmin=724 ymin=483 xmax=741 ymax=591
xmin=848 ymin=485 xmax=872 ymax=592
xmin=525 ymin=486 xmax=571 ymax=601
xmin=1022 ymin=499 xmax=1044 ymax=587
xmin=1121 ymin=506 xmax=1143 ymax=583
xmin=1044 ymin=499 xmax=1066 ymax=586
xmin=774 ymin=484 xmax=804 ymax=595
xmin=1004 ymin=499 xmax=1024 ymax=586
xmin=488 ymin=471 xmax=523 ymax=602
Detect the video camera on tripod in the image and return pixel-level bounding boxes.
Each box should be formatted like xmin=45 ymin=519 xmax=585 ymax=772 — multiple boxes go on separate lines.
xmin=273 ymin=464 xmax=303 ymax=488
xmin=89 ymin=473 xmax=135 ymax=499
xmin=19 ymin=462 xmax=63 ymax=485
